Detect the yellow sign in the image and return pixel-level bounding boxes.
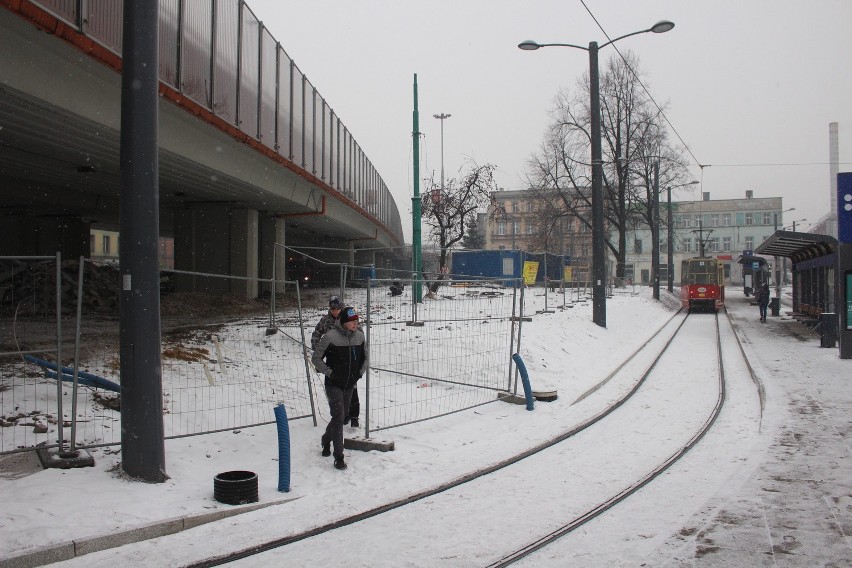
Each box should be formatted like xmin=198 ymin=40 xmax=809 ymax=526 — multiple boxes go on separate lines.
xmin=563 ymin=267 xmax=573 ymax=282
xmin=522 ymin=261 xmax=539 ymax=285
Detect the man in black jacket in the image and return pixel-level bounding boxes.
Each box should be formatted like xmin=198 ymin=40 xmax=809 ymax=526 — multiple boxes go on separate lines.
xmin=757 ymin=282 xmax=770 ymax=322
xmin=311 ymin=306 xmax=368 ymax=470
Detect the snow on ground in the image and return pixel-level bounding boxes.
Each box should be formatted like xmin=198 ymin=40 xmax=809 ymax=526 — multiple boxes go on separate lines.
xmin=1 ymin=284 xmax=849 ymax=567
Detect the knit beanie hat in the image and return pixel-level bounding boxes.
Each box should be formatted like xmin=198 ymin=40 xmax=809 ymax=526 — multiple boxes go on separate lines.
xmin=329 ymin=296 xmax=343 ymax=309
xmin=340 ymin=306 xmax=359 ymax=324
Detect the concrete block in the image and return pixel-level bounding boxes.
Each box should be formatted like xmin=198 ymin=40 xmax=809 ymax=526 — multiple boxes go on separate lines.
xmin=35 ymin=447 xmax=94 ymax=469
xmin=344 ymin=435 xmax=394 ymax=452
xmin=497 ymin=392 xmax=527 ymax=405
xmin=0 ymin=542 xmax=75 ymax=568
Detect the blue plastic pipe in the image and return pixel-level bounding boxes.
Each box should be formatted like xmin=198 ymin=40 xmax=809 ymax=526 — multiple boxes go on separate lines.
xmin=273 ymin=403 xmax=291 ymax=492
xmin=511 ymin=353 xmax=535 ymax=411
xmin=25 ymin=354 xmax=121 ymax=392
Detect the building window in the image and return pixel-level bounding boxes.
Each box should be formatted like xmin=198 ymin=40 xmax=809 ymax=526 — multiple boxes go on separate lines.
xmin=103 ymin=235 xmax=111 ymax=254
xmin=710 ymin=214 xmax=719 ymax=227
xmin=526 ymin=201 xmax=533 ymax=213
xmin=722 ymin=236 xmax=732 ymax=251
xmin=634 ymin=239 xmax=643 ymax=254
xmin=745 ymin=236 xmax=754 ymax=249
xmin=709 ymin=238 xmax=719 ymax=252
xmin=723 ymin=213 xmax=731 ymax=226
xmin=526 ymin=223 xmax=535 ymax=234
xmin=694 ymin=215 xmax=702 ymax=227
xmin=90 ymin=235 xmax=95 ymax=254
xmin=762 ymin=212 xmax=772 ymax=225
xmin=745 ymin=213 xmax=754 ymax=225
xmin=512 ymin=221 xmax=520 ymax=235
xmin=684 ymin=238 xmax=692 ymax=253
xmin=497 ymin=222 xmax=506 ymax=236
xmin=511 ymin=201 xmax=518 ymax=213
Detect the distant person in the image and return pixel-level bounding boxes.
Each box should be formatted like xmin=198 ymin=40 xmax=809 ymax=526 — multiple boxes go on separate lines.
xmin=389 ymin=281 xmax=404 ymax=296
xmin=757 ymin=282 xmax=770 ymax=322
xmin=312 ymin=306 xmax=368 ymax=470
xmin=311 ymin=296 xmax=360 ymax=428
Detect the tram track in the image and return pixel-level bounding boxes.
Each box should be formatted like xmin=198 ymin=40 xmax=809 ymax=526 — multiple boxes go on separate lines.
xmin=186 ymin=308 xmax=757 ymax=567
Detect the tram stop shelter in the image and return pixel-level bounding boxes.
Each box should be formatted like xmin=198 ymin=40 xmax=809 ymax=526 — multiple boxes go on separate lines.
xmin=755 ymin=230 xmax=840 ymax=349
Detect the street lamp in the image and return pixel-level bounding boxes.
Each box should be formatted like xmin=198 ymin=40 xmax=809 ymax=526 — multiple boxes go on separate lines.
xmin=519 ymin=20 xmax=675 ymax=327
xmin=433 ymin=113 xmax=451 ymax=194
xmin=666 ymin=180 xmax=699 ymax=293
xmin=773 ymin=207 xmax=795 ymax=290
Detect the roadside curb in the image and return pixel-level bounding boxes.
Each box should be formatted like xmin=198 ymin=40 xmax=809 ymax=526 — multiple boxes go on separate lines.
xmin=0 ymin=495 xmax=301 ymax=568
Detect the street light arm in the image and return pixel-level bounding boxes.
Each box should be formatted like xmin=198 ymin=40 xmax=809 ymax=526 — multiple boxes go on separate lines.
xmin=599 ymin=29 xmax=651 ymax=49
xmin=518 ymin=41 xmax=588 ymax=51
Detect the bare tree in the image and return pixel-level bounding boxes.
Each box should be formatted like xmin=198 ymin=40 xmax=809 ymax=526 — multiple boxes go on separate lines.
xmin=422 ymin=161 xmax=497 ymax=296
xmin=526 ymin=50 xmax=688 ymax=281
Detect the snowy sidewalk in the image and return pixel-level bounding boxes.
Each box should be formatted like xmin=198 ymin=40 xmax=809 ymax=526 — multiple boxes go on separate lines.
xmin=644 ymin=290 xmax=852 ymax=566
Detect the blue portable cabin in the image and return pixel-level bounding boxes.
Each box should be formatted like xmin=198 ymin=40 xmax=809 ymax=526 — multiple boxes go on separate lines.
xmin=450 ymin=249 xmax=524 ymax=286
xmin=450 ymin=250 xmax=570 ymax=286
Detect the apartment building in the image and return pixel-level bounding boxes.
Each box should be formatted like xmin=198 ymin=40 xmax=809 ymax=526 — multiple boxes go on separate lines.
xmin=482 ymin=188 xmax=785 ymax=286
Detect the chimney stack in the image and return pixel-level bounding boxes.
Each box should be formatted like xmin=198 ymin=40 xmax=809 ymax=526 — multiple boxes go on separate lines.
xmin=745 ymin=190 xmax=754 ymax=199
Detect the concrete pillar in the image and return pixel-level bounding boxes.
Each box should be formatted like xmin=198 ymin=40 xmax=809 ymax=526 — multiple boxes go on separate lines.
xmin=259 ymin=215 xmax=286 ymax=296
xmin=230 ymin=209 xmax=259 ymax=298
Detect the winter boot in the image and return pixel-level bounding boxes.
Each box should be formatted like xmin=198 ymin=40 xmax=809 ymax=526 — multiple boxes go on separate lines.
xmin=334 ymin=457 xmax=347 ymax=470
xmin=349 ymin=417 xmax=359 ymax=428
xmin=343 ymin=417 xmax=350 ymax=426
xmin=321 ymin=440 xmax=331 ymax=457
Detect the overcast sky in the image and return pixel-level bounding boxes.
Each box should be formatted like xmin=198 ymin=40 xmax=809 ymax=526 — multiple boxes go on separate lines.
xmin=247 ymin=0 xmax=852 ymax=242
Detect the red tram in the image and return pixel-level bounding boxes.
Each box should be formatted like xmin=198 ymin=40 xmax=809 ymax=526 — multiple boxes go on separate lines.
xmin=680 ymin=257 xmax=725 ymax=312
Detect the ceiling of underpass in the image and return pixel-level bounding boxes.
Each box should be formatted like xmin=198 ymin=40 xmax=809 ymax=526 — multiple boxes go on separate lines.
xmin=0 ymin=85 xmax=375 ymax=244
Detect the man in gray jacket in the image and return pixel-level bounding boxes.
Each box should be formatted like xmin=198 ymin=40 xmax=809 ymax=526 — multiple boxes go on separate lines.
xmin=311 ymin=306 xmax=368 ymax=470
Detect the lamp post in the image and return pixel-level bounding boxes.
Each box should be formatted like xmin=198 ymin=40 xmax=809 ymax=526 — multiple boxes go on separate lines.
xmin=773 ymin=207 xmax=796 ymax=293
xmin=519 ymin=20 xmax=674 ymax=327
xmin=666 ymin=180 xmax=699 ymax=293
xmin=433 ymin=113 xmax=451 ymax=194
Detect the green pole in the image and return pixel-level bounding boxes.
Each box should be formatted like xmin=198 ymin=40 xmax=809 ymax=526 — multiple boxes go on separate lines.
xmin=412 ymin=74 xmax=423 ymax=303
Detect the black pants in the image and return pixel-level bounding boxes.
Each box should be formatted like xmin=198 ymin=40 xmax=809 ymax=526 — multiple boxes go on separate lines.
xmin=322 ymin=386 xmax=353 ymax=459
xmin=348 ymin=388 xmax=360 ymax=420
xmin=759 ymin=303 xmax=768 ymax=320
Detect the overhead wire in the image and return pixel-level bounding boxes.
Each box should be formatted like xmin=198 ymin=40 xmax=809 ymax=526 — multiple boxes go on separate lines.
xmin=579 ymin=0 xmax=705 ymax=170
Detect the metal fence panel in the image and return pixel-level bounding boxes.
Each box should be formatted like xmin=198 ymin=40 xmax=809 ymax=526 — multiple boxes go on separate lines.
xmin=259 ymin=28 xmax=277 ymax=149
xmin=238 ymin=3 xmax=260 ymax=136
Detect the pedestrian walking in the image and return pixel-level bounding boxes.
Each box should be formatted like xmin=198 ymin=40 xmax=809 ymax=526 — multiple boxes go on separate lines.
xmin=757 ymin=282 xmax=770 ymax=322
xmin=311 ymin=306 xmax=368 ymax=470
xmin=311 ymin=296 xmax=361 ymax=427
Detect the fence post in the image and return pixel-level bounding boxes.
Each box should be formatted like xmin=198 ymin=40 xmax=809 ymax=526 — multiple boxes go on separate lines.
xmin=514 ymin=281 xmax=526 ymax=395
xmin=70 ymin=256 xmax=85 ymax=452
xmin=365 ymin=280 xmax=371 ymax=439
xmin=294 ymin=282 xmax=318 ymax=426
xmin=54 ymin=250 xmax=64 ymax=450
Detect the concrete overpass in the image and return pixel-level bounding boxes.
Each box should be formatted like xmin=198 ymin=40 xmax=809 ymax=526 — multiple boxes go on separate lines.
xmin=0 ymin=0 xmax=404 ymax=296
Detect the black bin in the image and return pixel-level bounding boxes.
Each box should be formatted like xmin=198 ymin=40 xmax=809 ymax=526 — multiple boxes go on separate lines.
xmin=819 ymin=313 xmax=837 ymax=348
xmin=214 ymin=470 xmax=258 ymax=505
xmin=769 ymin=297 xmax=780 ymax=317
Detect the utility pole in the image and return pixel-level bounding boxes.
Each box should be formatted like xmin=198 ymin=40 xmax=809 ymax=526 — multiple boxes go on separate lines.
xmin=652 ymin=161 xmax=660 ymax=300
xmin=433 ymin=113 xmax=451 ymax=193
xmin=412 ymin=75 xmax=422 ymax=303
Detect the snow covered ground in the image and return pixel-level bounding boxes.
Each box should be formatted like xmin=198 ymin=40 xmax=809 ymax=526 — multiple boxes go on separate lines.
xmin=0 ymin=285 xmax=849 ymax=567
